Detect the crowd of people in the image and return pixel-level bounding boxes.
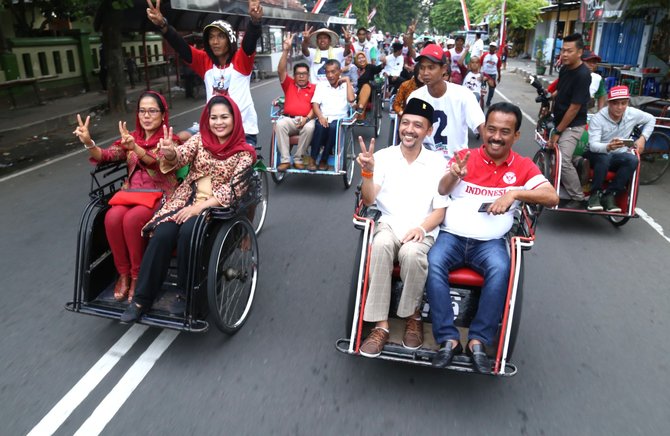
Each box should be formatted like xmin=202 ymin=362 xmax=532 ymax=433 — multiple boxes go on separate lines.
xmin=76 ymin=4 xmax=654 ymax=372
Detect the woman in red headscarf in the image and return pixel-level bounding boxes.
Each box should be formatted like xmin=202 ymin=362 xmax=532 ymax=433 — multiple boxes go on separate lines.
xmin=120 ymin=95 xmax=256 ymax=323
xmin=73 ymin=91 xmax=180 ymax=302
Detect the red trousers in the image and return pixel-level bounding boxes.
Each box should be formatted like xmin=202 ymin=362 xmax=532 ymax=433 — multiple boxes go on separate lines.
xmin=104 ymin=204 xmax=154 ymax=278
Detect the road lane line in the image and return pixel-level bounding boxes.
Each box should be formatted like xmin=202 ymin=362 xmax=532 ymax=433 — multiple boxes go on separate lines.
xmin=27 ymin=325 xmax=148 ymax=436
xmin=73 ymin=329 xmax=180 ymax=436
xmin=636 ymin=208 xmax=670 ymax=244
xmin=0 ymin=80 xmax=277 ymax=184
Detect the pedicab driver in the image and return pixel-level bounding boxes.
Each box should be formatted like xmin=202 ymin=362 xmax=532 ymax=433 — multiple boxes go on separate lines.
xmin=585 ymin=85 xmax=655 ymax=212
xmin=356 ymin=99 xmax=450 ymax=357
xmin=426 ymin=103 xmax=558 ymax=372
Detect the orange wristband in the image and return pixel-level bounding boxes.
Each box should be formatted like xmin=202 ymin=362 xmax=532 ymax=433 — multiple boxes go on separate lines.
xmin=361 ymin=170 xmax=373 ymax=179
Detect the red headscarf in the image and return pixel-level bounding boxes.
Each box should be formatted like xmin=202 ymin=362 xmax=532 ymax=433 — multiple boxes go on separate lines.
xmin=199 ymin=95 xmax=257 ymax=161
xmin=118 ymin=90 xmax=180 ymax=150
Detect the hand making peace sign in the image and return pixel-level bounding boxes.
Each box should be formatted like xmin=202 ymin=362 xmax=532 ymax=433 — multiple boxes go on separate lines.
xmin=146 ymin=0 xmax=165 ymax=28
xmin=283 ymin=32 xmax=294 ymax=52
xmin=449 ymin=151 xmax=470 ymax=179
xmin=302 ymin=23 xmax=314 ymax=40
xmin=118 ymin=121 xmax=137 ymax=151
xmin=159 ymin=124 xmax=177 ymax=161
xmin=356 ymin=136 xmax=375 ymax=172
xmin=73 ymin=114 xmax=92 ymax=145
xmin=249 ymin=0 xmax=263 ymax=23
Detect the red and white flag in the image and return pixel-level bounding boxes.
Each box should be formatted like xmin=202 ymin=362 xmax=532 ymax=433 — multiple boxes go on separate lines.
xmin=311 ymin=0 xmax=326 ymax=14
xmin=459 ymin=0 xmax=470 ymax=31
xmin=367 ymin=7 xmax=377 ymax=24
xmin=343 ymin=2 xmax=352 ymax=18
xmin=498 ymin=0 xmax=507 ymax=57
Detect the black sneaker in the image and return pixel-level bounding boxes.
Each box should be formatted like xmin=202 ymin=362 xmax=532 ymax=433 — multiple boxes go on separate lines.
xmin=587 ymin=193 xmax=603 ymax=211
xmin=564 ymin=199 xmax=585 ymax=209
xmin=120 ymin=302 xmax=147 ymax=324
xmin=601 ymin=193 xmax=622 ymax=213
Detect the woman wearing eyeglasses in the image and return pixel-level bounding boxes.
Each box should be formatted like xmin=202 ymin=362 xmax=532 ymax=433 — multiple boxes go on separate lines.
xmin=73 ymin=91 xmax=181 ymax=303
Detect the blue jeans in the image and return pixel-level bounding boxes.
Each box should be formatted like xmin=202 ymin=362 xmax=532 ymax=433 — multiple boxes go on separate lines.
xmin=245 ymin=134 xmax=258 ymax=149
xmin=310 ymin=120 xmax=338 ymax=163
xmin=584 ymin=151 xmax=638 ymax=195
xmin=426 ymin=231 xmax=510 ymax=346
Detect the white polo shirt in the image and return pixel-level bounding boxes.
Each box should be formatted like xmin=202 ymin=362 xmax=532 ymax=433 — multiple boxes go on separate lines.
xmin=311 ymin=81 xmax=350 ymax=122
xmin=373 ymin=145 xmax=450 ymax=240
xmin=383 ymin=53 xmax=404 ymax=77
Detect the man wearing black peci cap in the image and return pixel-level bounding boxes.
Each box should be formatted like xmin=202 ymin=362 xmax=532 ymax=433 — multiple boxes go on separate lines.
xmin=355 ymin=99 xmax=450 ymax=358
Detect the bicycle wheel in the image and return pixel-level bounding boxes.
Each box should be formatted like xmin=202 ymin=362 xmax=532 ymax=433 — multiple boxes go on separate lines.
xmin=271 ymin=170 xmax=285 ymax=185
xmin=375 ymin=94 xmax=382 ymax=138
xmin=531 ymin=150 xmax=552 ymax=216
xmin=608 ymin=215 xmax=630 ymax=227
xmin=639 ymin=131 xmax=670 ymax=185
xmin=251 ymin=170 xmax=268 ymax=235
xmin=207 ymin=218 xmax=259 ymax=335
xmin=342 ymin=127 xmax=355 ymax=189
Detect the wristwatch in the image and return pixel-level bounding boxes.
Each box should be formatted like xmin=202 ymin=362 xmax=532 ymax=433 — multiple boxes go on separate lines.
xmin=554 ymin=129 xmax=562 ymax=136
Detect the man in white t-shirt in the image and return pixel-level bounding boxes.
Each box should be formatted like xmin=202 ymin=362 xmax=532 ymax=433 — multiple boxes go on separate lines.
xmin=356 ymin=98 xmax=449 ymax=358
xmin=352 ymin=27 xmax=377 ymax=64
xmin=470 ymin=32 xmax=484 ymax=58
xmin=308 ymin=59 xmax=355 ymax=171
xmin=408 ymin=44 xmax=485 ymax=161
xmin=445 ymin=35 xmax=467 ymax=84
xmin=481 ymin=42 xmax=502 ymax=107
xmin=382 ymin=42 xmax=406 ymax=97
xmin=426 ymin=102 xmax=558 ymax=372
xmin=301 ymin=26 xmax=351 ymax=84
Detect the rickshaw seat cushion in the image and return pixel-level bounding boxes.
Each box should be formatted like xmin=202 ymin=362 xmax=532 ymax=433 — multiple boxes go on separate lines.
xmin=289 ymin=136 xmax=299 ymax=146
xmin=391 ymin=264 xmax=484 ymax=287
xmin=588 ymin=169 xmax=617 ymax=182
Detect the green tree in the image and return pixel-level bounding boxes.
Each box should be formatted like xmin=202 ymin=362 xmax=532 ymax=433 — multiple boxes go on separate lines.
xmin=430 ymin=0 xmax=472 ymax=34
xmin=471 ymin=0 xmax=545 ymax=32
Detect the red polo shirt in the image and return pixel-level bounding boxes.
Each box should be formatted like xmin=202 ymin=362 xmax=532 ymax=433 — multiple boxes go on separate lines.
xmin=281 ymin=76 xmax=315 ymax=117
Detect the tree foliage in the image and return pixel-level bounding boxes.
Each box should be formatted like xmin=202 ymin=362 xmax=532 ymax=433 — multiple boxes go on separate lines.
xmin=471 ymin=0 xmax=545 ymax=31
xmin=430 ymin=0 xmax=472 ymax=34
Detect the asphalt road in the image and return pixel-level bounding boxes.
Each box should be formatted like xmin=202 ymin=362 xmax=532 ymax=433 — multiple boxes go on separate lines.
xmin=1 ymin=74 xmax=669 ymax=435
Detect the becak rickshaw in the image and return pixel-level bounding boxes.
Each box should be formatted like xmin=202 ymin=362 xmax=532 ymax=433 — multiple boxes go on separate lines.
xmin=66 ymin=161 xmax=262 ymax=334
xmin=336 ymin=194 xmax=537 ymax=376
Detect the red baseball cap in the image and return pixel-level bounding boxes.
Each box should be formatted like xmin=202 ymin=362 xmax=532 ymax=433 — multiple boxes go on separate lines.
xmin=608 ymin=85 xmax=630 ymax=101
xmin=416 ymin=43 xmax=446 ymax=65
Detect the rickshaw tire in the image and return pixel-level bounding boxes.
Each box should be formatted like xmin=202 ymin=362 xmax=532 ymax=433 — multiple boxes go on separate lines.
xmin=271 ymin=170 xmax=285 ymax=185
xmin=251 ymin=171 xmax=269 ymax=235
xmin=343 ymin=128 xmax=355 ymax=189
xmin=608 ymin=215 xmax=630 ymax=227
xmin=207 ymin=217 xmax=259 ymax=335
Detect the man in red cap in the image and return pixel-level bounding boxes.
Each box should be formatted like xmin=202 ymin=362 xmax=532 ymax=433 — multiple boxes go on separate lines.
xmin=407 ymin=43 xmax=484 ymax=161
xmin=585 ymin=85 xmax=655 ymax=211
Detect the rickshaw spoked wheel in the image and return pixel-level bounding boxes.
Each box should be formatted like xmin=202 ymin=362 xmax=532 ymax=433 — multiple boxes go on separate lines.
xmin=343 ymin=128 xmax=355 ymax=189
xmin=207 ymin=218 xmax=259 ymax=334
xmin=251 ymin=171 xmax=269 ymax=235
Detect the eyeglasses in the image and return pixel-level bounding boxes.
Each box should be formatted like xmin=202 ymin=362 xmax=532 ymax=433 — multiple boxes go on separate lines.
xmin=138 ymin=108 xmax=161 ymax=116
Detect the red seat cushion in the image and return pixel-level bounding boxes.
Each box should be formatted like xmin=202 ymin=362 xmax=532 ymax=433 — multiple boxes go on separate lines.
xmin=391 ymin=264 xmax=484 ymax=287
xmin=289 ymin=136 xmax=299 ymax=146
xmin=589 ymin=169 xmax=617 ymax=182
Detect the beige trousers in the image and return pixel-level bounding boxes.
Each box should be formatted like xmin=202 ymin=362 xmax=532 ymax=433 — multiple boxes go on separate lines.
xmin=275 ymin=117 xmax=315 ymax=164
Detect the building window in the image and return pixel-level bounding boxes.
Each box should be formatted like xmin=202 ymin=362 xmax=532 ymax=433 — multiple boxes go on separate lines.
xmin=38 ymin=52 xmax=49 ymax=76
xmin=53 ymin=51 xmax=63 ymax=74
xmin=22 ymin=53 xmax=34 ymax=78
xmin=66 ymin=50 xmax=76 ymax=72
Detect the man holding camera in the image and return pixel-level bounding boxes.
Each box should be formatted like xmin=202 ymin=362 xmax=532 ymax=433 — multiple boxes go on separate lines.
xmin=585 ymin=85 xmax=655 ymax=212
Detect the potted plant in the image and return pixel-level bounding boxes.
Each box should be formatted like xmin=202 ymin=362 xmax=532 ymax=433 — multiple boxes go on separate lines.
xmin=535 ymin=38 xmax=547 ymax=75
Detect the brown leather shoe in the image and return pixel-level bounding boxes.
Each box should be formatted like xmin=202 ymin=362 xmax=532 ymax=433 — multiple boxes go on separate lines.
xmin=318 ymin=160 xmax=328 ymax=171
xmin=307 ymin=161 xmax=317 ymax=171
xmin=293 ymin=162 xmax=305 ymax=170
xmin=277 ymin=162 xmax=291 ymax=172
xmin=402 ymin=318 xmax=424 ymax=350
xmin=127 ymin=277 xmax=137 ymax=302
xmin=359 ymin=327 xmax=389 ymax=358
xmin=113 ymin=274 xmax=130 ymax=301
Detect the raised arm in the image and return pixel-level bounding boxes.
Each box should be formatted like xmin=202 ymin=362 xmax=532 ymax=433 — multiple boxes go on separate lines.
xmin=242 ymin=0 xmax=264 ymax=55
xmin=301 ymin=24 xmax=313 ymax=57
xmin=278 ymin=32 xmax=293 ymax=83
xmin=146 ymin=0 xmax=193 ymax=62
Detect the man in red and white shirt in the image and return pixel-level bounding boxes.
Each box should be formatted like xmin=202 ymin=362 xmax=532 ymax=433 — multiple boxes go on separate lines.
xmin=146 ymin=0 xmax=263 ymax=145
xmin=276 ymin=32 xmax=316 ymax=171
xmin=426 ymin=102 xmax=558 ymax=373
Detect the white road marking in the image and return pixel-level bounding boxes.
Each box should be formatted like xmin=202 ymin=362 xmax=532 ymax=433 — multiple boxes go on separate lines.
xmin=73 ymin=329 xmax=180 ymax=436
xmin=27 ymin=325 xmax=149 ymax=436
xmin=0 ymin=80 xmax=277 ymax=184
xmin=636 ymin=208 xmax=670 ymax=244
xmin=497 ymin=88 xmax=670 ymax=244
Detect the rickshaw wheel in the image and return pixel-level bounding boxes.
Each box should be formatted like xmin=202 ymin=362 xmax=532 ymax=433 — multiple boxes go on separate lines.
xmin=346 ymin=233 xmax=365 ymax=336
xmin=531 ymin=150 xmax=552 ymax=216
xmin=343 ymin=128 xmax=355 ymax=189
xmin=374 ymin=92 xmax=383 ymax=138
xmin=505 ymin=259 xmax=524 ymax=360
xmin=639 ymin=131 xmax=670 ymax=185
xmin=271 ymin=170 xmax=285 ymax=185
xmin=251 ymin=171 xmax=269 ymax=235
xmin=608 ymin=215 xmax=630 ymax=227
xmin=207 ymin=218 xmax=259 ymax=334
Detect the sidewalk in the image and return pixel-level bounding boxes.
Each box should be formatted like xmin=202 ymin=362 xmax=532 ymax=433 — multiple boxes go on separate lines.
xmin=504 ymin=57 xmax=558 ymax=88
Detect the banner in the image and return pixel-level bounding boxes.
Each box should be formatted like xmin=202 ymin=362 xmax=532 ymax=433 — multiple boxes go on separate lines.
xmin=311 ymin=0 xmax=326 ymax=14
xmin=367 ymin=7 xmax=377 ymax=24
xmin=460 ymin=0 xmax=471 ymax=31
xmin=343 ymin=2 xmax=352 ymax=18
xmin=580 ymin=0 xmax=627 ymax=23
